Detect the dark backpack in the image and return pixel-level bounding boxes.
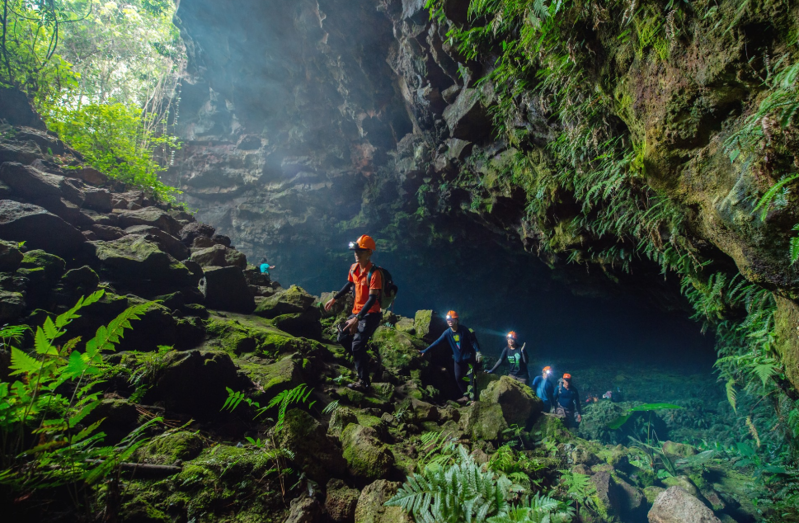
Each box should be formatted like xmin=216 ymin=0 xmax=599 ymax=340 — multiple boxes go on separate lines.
xmin=351 ymin=265 xmax=398 ymax=310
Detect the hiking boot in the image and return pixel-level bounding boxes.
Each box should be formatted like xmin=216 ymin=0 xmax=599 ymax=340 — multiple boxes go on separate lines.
xmin=347 ymin=380 xmax=368 ymax=392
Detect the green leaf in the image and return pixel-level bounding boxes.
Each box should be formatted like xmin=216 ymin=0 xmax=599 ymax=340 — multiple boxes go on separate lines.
xmin=42 ymin=316 xmax=59 ymax=340
xmin=725 ymin=379 xmax=737 ymax=413
xmin=790 ymin=226 xmax=799 ymax=264
xmin=9 ymin=347 xmax=41 ymax=376
xmin=34 ymin=327 xmax=58 ymax=356
xmin=63 ymin=350 xmax=89 ymax=380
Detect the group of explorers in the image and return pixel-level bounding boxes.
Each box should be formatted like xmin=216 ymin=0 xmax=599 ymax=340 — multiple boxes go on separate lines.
xmin=320 ymin=234 xmax=584 ymax=428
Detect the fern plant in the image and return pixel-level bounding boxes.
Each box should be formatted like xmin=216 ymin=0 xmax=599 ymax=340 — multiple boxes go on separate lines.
xmin=387 ymin=445 xmax=572 ymax=523
xmin=487 ymin=493 xmax=574 ymax=523
xmin=0 ymin=290 xmax=155 ymax=498
xmin=220 ymin=383 xmax=316 ymax=498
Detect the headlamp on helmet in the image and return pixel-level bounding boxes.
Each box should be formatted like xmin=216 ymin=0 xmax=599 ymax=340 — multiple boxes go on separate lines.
xmin=445 ymin=310 xmax=459 ymax=321
xmin=507 ymin=331 xmax=517 ymax=340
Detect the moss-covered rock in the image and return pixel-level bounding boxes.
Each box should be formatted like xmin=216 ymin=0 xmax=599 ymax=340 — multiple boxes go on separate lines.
xmin=372 ymin=326 xmax=425 ymax=376
xmin=139 ymin=431 xmax=204 ymax=464
xmin=277 ymin=409 xmax=346 ymax=483
xmin=353 ymin=479 xmax=412 ymax=523
xmin=144 ymin=350 xmax=241 ymax=420
xmin=530 ymin=413 xmax=571 ymax=442
xmin=459 ymin=400 xmax=508 ymax=441
xmin=240 ymin=355 xmax=304 ymax=400
xmin=340 ymin=424 xmax=394 ymax=481
xmin=413 ymin=309 xmax=446 ymax=342
xmin=0 ymin=239 xmax=23 ymax=271
xmin=479 ymin=375 xmax=542 ymax=427
xmin=271 ymin=307 xmax=322 ymax=340
xmin=325 ymin=478 xmax=360 ymax=522
xmin=255 ymin=285 xmax=317 ymax=319
xmin=328 ymin=406 xmax=358 ymax=438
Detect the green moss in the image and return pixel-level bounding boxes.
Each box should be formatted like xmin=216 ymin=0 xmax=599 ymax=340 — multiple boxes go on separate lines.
xmin=139 ymin=430 xmax=204 ymax=464
xmin=340 ymin=424 xmax=394 ymax=480
xmin=371 ymin=326 xmax=425 ymax=376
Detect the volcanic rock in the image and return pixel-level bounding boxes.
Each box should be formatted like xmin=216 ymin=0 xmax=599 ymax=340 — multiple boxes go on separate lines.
xmin=0 ymin=200 xmax=85 ymax=256
xmin=648 ymin=486 xmax=721 ymax=523
xmin=480 ymin=375 xmax=543 ymax=427
xmin=200 ymin=265 xmax=255 ymax=313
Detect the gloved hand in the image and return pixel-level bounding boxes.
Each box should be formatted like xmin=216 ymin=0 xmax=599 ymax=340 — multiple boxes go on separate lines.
xmin=485 ymin=369 xmax=493 ymax=374
xmin=475 ymin=352 xmax=483 ymax=364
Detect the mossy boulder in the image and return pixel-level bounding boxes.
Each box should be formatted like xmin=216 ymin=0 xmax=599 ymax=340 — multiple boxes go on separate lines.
xmin=530 ymin=413 xmax=571 ymax=442
xmin=201 ymin=265 xmax=255 ymax=314
xmin=271 ymin=307 xmax=322 ymax=340
xmin=240 ymin=355 xmax=304 ymax=400
xmin=0 ymin=290 xmax=24 ymax=321
xmin=372 ymin=326 xmax=425 ymax=376
xmin=83 ymin=235 xmax=197 ymax=290
xmin=458 ymin=401 xmax=508 ymax=441
xmin=139 ymin=431 xmax=204 ymax=464
xmin=648 ymin=486 xmax=722 ymax=523
xmin=277 ymin=409 xmax=346 ymax=483
xmin=353 ymin=479 xmax=412 ymax=523
xmin=480 ymin=375 xmax=542 ymax=427
xmin=189 ymin=244 xmax=247 ymax=269
xmin=413 ymin=309 xmax=446 ymax=342
xmin=328 ymin=406 xmax=358 ymax=438
xmin=325 ymin=478 xmax=360 ymax=522
xmin=255 ymin=285 xmax=316 ymax=319
xmin=144 ymin=350 xmax=241 ymax=420
xmin=661 ymin=441 xmax=697 ymax=459
xmin=340 ymin=424 xmax=394 ymax=481
xmin=0 ymin=239 xmax=23 ymax=271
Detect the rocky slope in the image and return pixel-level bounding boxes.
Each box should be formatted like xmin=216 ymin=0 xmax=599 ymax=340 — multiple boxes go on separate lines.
xmin=0 ymin=100 xmax=777 ymax=522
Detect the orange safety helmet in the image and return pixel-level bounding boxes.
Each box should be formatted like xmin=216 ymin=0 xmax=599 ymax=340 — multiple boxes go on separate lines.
xmin=542 ymin=366 xmax=552 ymax=375
xmin=349 ymin=234 xmax=376 ymax=252
xmin=563 ymin=373 xmax=572 ymax=380
xmin=445 ymin=310 xmax=459 ymax=320
xmin=507 ymin=331 xmax=517 ymax=340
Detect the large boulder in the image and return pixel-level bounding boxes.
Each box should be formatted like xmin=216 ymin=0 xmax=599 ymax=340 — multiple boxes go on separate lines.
xmin=371 ymin=327 xmax=425 ymax=377
xmin=459 ymin=401 xmax=508 ymax=441
xmin=117 ymin=207 xmax=182 ymax=236
xmin=255 ymin=285 xmax=316 ymax=318
xmin=0 ymin=290 xmax=25 ymax=321
xmin=82 ymin=235 xmax=197 ymax=291
xmin=0 ymin=239 xmax=23 ymax=271
xmin=124 ymin=225 xmax=190 ymax=261
xmin=648 ymin=486 xmax=721 ymax=523
xmin=272 ymin=308 xmax=323 ymax=340
xmin=277 ymin=409 xmax=346 ymax=483
xmin=144 ymin=350 xmax=241 ymax=420
xmin=340 ymin=424 xmax=394 ymax=481
xmin=354 ymin=480 xmax=413 ymax=523
xmin=178 ymin=221 xmax=215 ymax=245
xmin=241 ymin=355 xmax=304 ymax=400
xmin=0 ymin=200 xmax=85 ymax=256
xmin=325 ymin=478 xmax=360 ymax=523
xmin=18 ymin=249 xmax=66 ymax=309
xmin=285 ymin=494 xmax=322 ymax=523
xmin=413 ymin=309 xmax=447 ymax=342
xmin=480 ymin=375 xmax=542 ymax=427
xmin=201 ymin=265 xmax=255 ymax=313
xmin=189 ymin=243 xmax=246 ymax=269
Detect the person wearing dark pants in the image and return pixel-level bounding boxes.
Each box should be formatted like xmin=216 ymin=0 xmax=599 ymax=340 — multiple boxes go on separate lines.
xmin=324 ymin=235 xmax=383 ymax=392
xmin=419 ymin=310 xmax=483 ymax=404
xmin=555 ymin=373 xmax=582 ymax=430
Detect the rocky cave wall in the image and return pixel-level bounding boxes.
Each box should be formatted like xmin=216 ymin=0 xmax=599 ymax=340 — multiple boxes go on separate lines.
xmin=169 ymin=0 xmax=799 ymax=380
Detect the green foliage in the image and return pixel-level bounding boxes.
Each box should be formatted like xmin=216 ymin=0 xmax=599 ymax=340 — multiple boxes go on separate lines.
xmin=48 ymin=102 xmax=181 ymax=203
xmin=0 ymin=291 xmax=156 ymax=495
xmin=607 ymin=403 xmax=683 ymax=430
xmin=386 ymin=445 xmax=571 ymax=523
xmin=558 ymin=470 xmax=596 ymax=514
xmin=1 ymin=0 xmax=184 ymax=202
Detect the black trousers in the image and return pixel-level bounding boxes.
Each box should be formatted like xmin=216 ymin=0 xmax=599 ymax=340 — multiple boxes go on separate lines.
xmin=453 ymin=360 xmax=475 ymax=399
xmin=339 ymin=312 xmax=382 ymax=385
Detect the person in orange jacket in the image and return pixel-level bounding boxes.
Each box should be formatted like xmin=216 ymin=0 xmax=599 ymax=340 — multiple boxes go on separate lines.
xmin=324 ymin=235 xmax=383 ymax=392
